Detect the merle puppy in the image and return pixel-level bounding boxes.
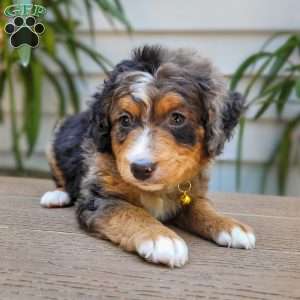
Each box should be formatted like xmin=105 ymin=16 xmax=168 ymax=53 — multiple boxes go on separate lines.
xmin=41 ymin=45 xmax=255 ymax=268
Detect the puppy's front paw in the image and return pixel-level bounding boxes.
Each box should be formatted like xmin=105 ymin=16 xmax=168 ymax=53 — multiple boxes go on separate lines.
xmin=137 ymin=235 xmax=188 ymax=268
xmin=214 ymin=219 xmax=255 ymax=249
xmin=40 ymin=190 xmax=70 ymax=208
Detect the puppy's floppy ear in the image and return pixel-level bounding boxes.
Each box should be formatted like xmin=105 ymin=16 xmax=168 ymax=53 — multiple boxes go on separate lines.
xmin=205 ymin=91 xmax=245 ymax=157
xmin=222 ymin=91 xmax=245 ymax=140
xmin=88 ymin=59 xmax=140 ymax=153
xmin=88 ymin=92 xmax=112 ymax=153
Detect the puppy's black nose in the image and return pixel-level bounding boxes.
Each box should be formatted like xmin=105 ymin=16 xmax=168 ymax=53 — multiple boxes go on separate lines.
xmin=130 ymin=160 xmax=156 ymax=181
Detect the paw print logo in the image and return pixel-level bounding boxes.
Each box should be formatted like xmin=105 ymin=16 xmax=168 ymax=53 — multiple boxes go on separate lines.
xmin=4 ymin=16 xmax=45 ymax=48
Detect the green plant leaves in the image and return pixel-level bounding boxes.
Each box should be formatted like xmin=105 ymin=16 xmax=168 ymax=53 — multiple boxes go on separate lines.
xmin=83 ymin=0 xmax=96 ymax=39
xmin=43 ymin=69 xmax=66 ymax=117
xmin=21 ymin=60 xmax=43 ymax=157
xmin=17 ymin=46 xmax=31 ymax=68
xmin=254 ymin=90 xmax=278 ymax=120
xmin=46 ymin=53 xmax=80 ymax=113
xmin=276 ymin=78 xmax=295 ymax=115
xmin=94 ymin=0 xmax=131 ymax=31
xmin=272 ymin=114 xmax=300 ymax=195
xmin=244 ymin=56 xmax=273 ymax=102
xmin=0 ymin=70 xmax=7 ymax=122
xmin=277 ymin=131 xmax=291 ymax=195
xmin=71 ymin=38 xmax=112 ymax=74
xmin=7 ymin=67 xmax=23 ymax=170
xmin=260 ymin=35 xmax=299 ymax=93
xmin=295 ymin=77 xmax=300 ymax=98
xmin=230 ymin=52 xmax=272 ymax=91
xmin=231 ymin=33 xmax=300 ymax=194
xmin=41 ymin=25 xmax=56 ymax=56
xmin=235 ymin=117 xmax=245 ymax=191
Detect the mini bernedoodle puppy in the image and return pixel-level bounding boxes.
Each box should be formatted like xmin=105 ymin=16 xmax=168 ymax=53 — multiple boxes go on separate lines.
xmin=41 ymin=45 xmax=255 ymax=268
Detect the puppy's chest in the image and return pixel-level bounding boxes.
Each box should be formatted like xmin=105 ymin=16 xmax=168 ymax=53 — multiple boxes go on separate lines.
xmin=139 ymin=193 xmax=181 ymax=221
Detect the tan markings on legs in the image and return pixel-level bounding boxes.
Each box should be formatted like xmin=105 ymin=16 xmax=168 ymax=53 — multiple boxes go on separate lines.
xmin=91 ymin=203 xmax=188 ymax=267
xmin=175 ymin=198 xmax=255 ymax=249
xmin=46 ymin=143 xmax=65 ymax=189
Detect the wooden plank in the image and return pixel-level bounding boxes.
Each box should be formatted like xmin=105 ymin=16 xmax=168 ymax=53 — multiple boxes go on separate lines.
xmin=0 ymin=177 xmax=54 ymax=197
xmin=0 ymin=177 xmax=300 ymax=299
xmin=2 ymin=189 xmax=300 ymax=219
xmin=1 ymin=201 xmax=300 ymax=253
xmin=1 ymin=195 xmax=300 ymax=252
xmin=0 ymin=226 xmax=300 ymax=300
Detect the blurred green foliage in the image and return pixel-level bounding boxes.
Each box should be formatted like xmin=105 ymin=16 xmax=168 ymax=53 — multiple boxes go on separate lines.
xmin=231 ymin=33 xmax=300 ymax=195
xmin=0 ymin=0 xmax=130 ymax=171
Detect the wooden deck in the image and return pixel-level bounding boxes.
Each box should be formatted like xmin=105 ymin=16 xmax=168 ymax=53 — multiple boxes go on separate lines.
xmin=0 ymin=176 xmax=299 ymax=300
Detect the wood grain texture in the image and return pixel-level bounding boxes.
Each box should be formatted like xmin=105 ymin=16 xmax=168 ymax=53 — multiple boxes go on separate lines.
xmin=0 ymin=177 xmax=300 ymax=299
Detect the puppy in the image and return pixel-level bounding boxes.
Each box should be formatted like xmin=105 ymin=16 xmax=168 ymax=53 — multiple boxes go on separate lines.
xmin=41 ymin=45 xmax=255 ymax=268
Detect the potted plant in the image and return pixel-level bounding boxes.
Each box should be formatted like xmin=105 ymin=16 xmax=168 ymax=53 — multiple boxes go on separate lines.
xmin=231 ymin=33 xmax=300 ymax=195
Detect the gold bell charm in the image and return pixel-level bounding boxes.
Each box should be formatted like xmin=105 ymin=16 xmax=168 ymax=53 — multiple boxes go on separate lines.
xmin=180 ymin=192 xmax=192 ymax=205
xmin=178 ymin=181 xmax=192 ymax=206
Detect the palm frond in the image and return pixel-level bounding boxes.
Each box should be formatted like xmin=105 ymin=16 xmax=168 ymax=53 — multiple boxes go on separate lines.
xmin=231 ymin=34 xmax=300 ymax=194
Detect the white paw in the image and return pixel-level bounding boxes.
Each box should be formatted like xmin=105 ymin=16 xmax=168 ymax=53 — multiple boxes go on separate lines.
xmin=215 ymin=226 xmax=256 ymax=249
xmin=40 ymin=190 xmax=70 ymax=208
xmin=137 ymin=236 xmax=188 ymax=267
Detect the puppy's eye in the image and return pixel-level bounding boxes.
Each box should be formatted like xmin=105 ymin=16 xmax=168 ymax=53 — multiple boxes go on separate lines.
xmin=169 ymin=112 xmax=186 ymax=126
xmin=119 ymin=114 xmax=133 ymax=127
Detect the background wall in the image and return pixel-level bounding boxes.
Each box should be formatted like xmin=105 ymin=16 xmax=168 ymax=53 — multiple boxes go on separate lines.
xmin=1 ymin=0 xmax=300 ymax=195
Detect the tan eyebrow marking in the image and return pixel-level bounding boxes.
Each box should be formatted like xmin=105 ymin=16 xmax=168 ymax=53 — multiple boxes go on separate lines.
xmin=111 ymin=96 xmax=143 ymax=122
xmin=155 ymin=93 xmax=185 ymax=117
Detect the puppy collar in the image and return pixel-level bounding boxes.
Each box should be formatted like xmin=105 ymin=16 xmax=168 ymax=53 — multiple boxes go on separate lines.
xmin=177 ymin=181 xmax=192 ymax=206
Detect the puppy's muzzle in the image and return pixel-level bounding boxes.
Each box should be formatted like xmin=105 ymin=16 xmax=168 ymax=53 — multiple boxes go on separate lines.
xmin=130 ymin=160 xmax=156 ymax=181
